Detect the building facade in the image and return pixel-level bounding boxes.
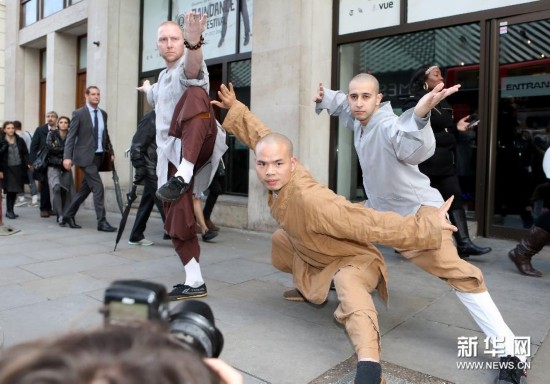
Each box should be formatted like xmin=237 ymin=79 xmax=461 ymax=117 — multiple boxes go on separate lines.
xmin=4 ymin=0 xmax=549 ymax=239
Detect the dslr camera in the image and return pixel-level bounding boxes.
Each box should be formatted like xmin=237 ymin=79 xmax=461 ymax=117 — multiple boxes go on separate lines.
xmin=103 ymin=280 xmax=223 ymax=357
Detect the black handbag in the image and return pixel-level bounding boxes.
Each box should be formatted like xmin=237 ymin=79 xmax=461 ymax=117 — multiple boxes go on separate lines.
xmin=32 ymin=147 xmax=49 ymax=172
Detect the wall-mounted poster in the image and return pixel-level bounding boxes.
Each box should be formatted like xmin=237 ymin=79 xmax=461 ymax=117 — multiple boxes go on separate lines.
xmin=173 ymin=0 xmax=238 ymax=60
xmin=239 ymin=0 xmax=253 ymax=53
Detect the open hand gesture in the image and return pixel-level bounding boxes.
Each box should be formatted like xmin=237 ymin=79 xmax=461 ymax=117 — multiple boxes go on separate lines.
xmin=184 ymin=12 xmax=207 ymax=45
xmin=211 ymin=83 xmax=237 ymax=110
xmin=414 ymin=83 xmax=461 ymax=118
xmin=312 ymin=82 xmax=325 ymax=103
xmin=436 ymin=196 xmax=458 ymax=232
xmin=136 ymin=79 xmax=151 ymax=94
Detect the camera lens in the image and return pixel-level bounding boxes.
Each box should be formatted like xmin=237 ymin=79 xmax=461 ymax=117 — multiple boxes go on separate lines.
xmin=169 ymin=300 xmax=224 ymax=357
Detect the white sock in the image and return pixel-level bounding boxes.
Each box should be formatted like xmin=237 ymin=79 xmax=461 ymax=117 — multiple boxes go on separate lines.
xmin=184 ymin=258 xmax=204 ymax=287
xmin=455 ymin=291 xmax=525 ymax=362
xmin=175 ymin=158 xmax=194 ymax=183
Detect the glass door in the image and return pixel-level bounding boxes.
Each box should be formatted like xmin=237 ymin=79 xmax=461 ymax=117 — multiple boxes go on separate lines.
xmin=490 ymin=16 xmax=550 ymax=234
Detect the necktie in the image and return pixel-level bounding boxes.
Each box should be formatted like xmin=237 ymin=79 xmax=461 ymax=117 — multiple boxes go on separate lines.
xmin=93 ymin=109 xmax=99 ymax=149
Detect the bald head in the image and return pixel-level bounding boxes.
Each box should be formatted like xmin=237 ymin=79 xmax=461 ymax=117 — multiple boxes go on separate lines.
xmin=347 ymin=73 xmax=383 ymax=126
xmin=349 ymin=73 xmax=380 ymax=94
xmin=254 ymin=133 xmax=296 ymax=192
xmin=157 ymin=21 xmax=185 ymax=68
xmin=158 ymin=21 xmax=184 ymax=38
xmin=255 ymin=133 xmax=293 ymax=156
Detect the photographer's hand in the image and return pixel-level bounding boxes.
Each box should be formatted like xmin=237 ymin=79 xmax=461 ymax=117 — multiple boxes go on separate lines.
xmin=204 ymin=358 xmax=243 ymax=384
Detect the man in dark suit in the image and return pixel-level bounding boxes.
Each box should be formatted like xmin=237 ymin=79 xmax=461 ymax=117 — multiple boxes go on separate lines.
xmin=30 ymin=111 xmax=58 ymax=218
xmin=61 ymin=86 xmax=117 ymax=232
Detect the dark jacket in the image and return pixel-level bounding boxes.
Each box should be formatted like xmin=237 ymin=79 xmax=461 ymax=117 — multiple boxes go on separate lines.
xmin=402 ymin=92 xmax=458 ymax=176
xmin=0 ymin=133 xmax=8 ymax=175
xmin=0 ymin=135 xmax=30 ymax=175
xmin=130 ymin=110 xmax=157 ymax=184
xmin=46 ymin=129 xmax=68 ymax=168
xmin=30 ymin=124 xmax=51 ymax=163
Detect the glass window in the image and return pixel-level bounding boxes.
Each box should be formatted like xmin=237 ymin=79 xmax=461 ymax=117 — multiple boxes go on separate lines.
xmin=43 ymin=0 xmax=64 ymax=18
xmin=494 ymin=19 xmax=550 ymax=229
xmin=142 ymin=0 xmax=170 ymax=72
xmin=408 ymin=0 xmax=538 ymax=23
xmin=337 ymin=24 xmax=481 ymax=207
xmin=224 ymin=59 xmax=251 ymax=195
xmin=79 ymin=36 xmax=87 ymax=70
xmin=21 ymin=0 xmax=38 ymax=27
xmin=40 ymin=50 xmax=47 ymax=79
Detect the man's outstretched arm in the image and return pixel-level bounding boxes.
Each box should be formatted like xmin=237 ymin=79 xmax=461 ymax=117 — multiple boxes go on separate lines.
xmin=313 ymin=83 xmax=356 ymax=131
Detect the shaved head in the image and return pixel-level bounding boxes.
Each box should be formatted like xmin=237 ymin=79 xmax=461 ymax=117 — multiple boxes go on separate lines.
xmin=347 ymin=73 xmax=383 ymax=126
xmin=255 ymin=133 xmax=293 ymax=157
xmin=349 ymin=73 xmax=380 ymax=94
xmin=254 ymin=133 xmax=296 ymax=192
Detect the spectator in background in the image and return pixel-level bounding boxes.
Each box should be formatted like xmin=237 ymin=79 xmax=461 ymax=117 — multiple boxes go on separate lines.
xmin=62 ymin=86 xmax=117 ymax=232
xmin=30 ymin=111 xmax=58 ymax=218
xmin=508 ymin=146 xmax=550 ymax=277
xmin=203 ymin=160 xmax=224 ymax=231
xmin=193 ymin=192 xmax=218 ymax=242
xmin=46 ymin=116 xmax=74 ymax=225
xmin=14 ymin=120 xmax=38 ymax=207
xmin=0 ymin=130 xmax=20 ymax=235
xmin=0 ymin=121 xmax=30 ymax=219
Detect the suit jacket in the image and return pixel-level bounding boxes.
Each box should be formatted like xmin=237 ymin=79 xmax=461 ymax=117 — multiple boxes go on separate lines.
xmin=64 ymin=106 xmax=113 ymax=167
xmin=30 ymin=124 xmax=50 ymax=162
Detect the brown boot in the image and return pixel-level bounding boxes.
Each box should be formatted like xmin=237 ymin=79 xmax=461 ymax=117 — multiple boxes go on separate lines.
xmin=508 ymin=226 xmax=549 ymax=277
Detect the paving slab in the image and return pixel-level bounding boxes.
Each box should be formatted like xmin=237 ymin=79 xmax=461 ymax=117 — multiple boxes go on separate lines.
xmin=1 ymin=202 xmax=548 ymax=383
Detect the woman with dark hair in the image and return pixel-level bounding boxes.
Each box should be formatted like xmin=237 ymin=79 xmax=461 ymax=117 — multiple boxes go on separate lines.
xmin=46 ymin=116 xmax=74 ymax=225
xmin=402 ymin=65 xmax=491 ymax=258
xmin=0 ymin=121 xmax=30 ymax=219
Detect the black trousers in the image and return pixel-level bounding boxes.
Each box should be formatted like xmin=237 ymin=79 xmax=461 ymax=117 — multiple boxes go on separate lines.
xmin=425 ymin=174 xmax=463 ymax=211
xmin=535 ymin=211 xmax=550 ymax=232
xmin=203 ymin=176 xmax=222 ymax=220
xmin=39 ymin=176 xmax=52 ymax=212
xmin=129 ymin=172 xmax=165 ymax=242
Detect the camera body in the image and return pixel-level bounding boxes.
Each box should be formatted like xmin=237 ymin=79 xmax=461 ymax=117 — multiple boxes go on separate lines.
xmin=103 ymin=280 xmax=223 ymax=357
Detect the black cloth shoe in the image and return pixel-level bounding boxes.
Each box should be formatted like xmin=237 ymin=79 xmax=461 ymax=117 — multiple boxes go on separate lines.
xmin=202 ymin=230 xmax=218 ymax=242
xmin=497 ymin=356 xmax=528 ymax=383
xmin=169 ymin=283 xmax=207 ymax=301
xmin=62 ymin=217 xmax=82 ymax=229
xmin=98 ymin=221 xmax=117 ymax=232
xmin=156 ymin=176 xmax=191 ymax=202
xmin=5 ymin=212 xmax=18 ymax=219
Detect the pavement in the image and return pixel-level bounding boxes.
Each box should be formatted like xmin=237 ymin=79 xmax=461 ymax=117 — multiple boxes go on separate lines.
xmin=1 ymin=200 xmax=549 ymax=384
